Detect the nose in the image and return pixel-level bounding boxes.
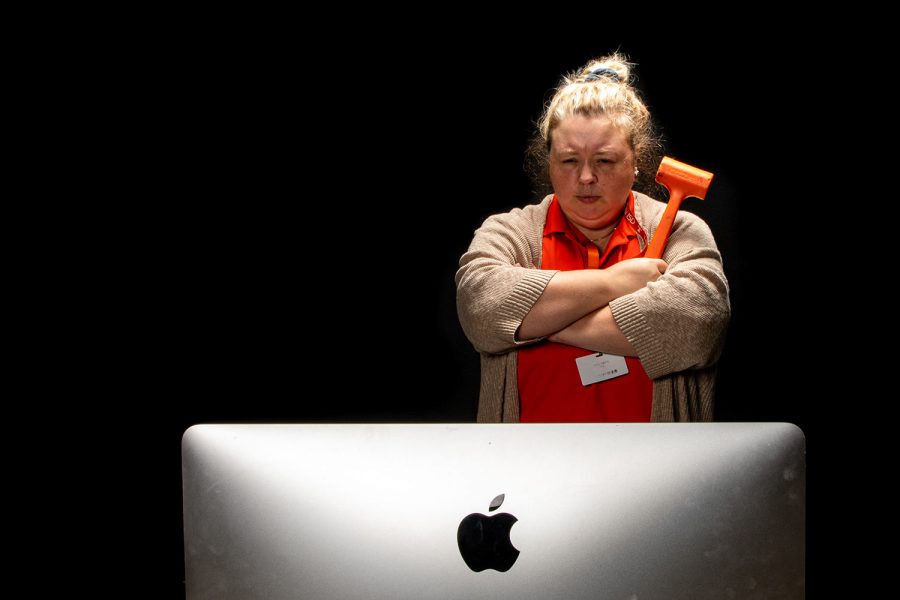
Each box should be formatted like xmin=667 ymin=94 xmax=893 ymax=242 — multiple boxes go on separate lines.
xmin=578 ymin=163 xmax=597 ymax=184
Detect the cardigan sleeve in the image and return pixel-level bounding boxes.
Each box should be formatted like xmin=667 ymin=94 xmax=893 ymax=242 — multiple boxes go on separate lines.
xmin=455 ymin=206 xmax=557 ymax=355
xmin=610 ymin=210 xmax=730 ymax=379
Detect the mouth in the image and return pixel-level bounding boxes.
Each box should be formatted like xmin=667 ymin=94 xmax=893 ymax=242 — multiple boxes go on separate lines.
xmin=575 ymin=195 xmax=601 ymax=203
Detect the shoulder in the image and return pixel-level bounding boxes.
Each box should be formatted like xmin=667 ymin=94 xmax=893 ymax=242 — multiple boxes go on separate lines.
xmin=633 ymin=190 xmax=711 ymax=233
xmin=478 ymin=195 xmax=552 ymax=234
xmin=633 ymin=190 xmax=665 ymax=226
xmin=483 ymin=194 xmax=552 ymax=225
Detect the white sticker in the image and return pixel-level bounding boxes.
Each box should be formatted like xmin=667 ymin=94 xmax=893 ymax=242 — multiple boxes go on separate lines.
xmin=574 ymin=352 xmax=629 ymax=386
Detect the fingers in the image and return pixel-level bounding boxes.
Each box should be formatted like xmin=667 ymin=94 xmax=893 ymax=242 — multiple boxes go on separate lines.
xmin=627 ymin=257 xmax=668 ymax=275
xmin=648 ymin=258 xmax=667 ymax=274
xmin=610 ymin=257 xmax=668 ymax=275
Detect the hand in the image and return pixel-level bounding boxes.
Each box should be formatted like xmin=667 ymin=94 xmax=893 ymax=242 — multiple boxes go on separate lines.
xmin=602 ymin=257 xmax=667 ymax=298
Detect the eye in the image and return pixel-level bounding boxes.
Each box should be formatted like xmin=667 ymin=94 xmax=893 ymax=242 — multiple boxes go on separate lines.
xmin=562 ymin=158 xmax=577 ymax=164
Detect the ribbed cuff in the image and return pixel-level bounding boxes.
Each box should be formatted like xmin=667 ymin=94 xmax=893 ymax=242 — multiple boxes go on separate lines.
xmin=495 ymin=269 xmax=558 ymax=344
xmin=610 ymin=295 xmax=667 ymax=379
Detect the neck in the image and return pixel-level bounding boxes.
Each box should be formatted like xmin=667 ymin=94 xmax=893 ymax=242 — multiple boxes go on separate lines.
xmin=575 ymin=221 xmax=617 ymax=243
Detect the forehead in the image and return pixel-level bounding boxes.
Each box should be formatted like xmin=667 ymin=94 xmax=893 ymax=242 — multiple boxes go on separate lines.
xmin=550 ymin=115 xmax=630 ymax=153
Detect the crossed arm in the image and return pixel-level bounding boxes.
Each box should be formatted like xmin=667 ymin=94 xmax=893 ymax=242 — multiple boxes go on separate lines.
xmin=456 ymin=206 xmax=729 ymax=376
xmin=516 ymin=259 xmax=667 ymax=355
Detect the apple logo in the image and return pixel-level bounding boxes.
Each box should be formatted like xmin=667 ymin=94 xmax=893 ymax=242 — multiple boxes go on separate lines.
xmin=457 ymin=493 xmax=520 ymax=572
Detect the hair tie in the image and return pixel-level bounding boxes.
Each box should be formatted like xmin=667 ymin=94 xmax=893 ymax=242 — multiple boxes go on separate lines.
xmin=584 ymin=67 xmax=621 ymax=82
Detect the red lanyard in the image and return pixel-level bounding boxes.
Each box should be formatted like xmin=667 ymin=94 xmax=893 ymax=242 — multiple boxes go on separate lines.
xmin=622 ymin=197 xmax=649 ymax=250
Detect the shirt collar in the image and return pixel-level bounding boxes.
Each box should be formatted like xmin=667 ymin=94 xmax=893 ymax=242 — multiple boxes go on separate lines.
xmin=545 ymin=192 xmax=639 ymax=242
xmin=544 ymin=195 xmax=572 ymax=236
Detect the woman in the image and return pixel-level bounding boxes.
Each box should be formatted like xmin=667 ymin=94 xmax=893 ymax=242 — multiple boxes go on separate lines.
xmin=455 ymin=54 xmax=730 ymax=423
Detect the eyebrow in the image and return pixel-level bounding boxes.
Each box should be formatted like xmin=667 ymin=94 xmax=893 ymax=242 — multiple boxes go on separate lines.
xmin=554 ymin=148 xmax=621 ymax=158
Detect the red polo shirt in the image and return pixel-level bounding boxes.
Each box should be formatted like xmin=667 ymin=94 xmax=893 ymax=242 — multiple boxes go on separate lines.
xmin=518 ymin=193 xmax=652 ymax=422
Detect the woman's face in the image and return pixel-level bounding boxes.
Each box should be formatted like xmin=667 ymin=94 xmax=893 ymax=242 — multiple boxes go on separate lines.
xmin=549 ymin=115 xmax=635 ymax=231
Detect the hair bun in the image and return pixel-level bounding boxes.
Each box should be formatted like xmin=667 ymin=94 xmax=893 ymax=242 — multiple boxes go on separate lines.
xmin=584 ymin=67 xmax=621 ymax=82
xmin=580 ymin=58 xmax=630 ymax=84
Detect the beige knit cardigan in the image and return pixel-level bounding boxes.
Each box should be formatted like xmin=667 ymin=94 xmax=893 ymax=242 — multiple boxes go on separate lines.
xmin=455 ymin=193 xmax=730 ymax=422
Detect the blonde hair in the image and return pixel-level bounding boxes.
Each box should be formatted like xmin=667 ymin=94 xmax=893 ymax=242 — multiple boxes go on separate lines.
xmin=526 ymin=53 xmax=661 ymax=195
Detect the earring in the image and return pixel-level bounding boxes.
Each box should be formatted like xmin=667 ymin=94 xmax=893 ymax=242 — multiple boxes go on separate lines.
xmin=634 ymin=168 xmax=639 ymax=177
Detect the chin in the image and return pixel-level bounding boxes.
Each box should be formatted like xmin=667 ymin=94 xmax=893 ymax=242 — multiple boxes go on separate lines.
xmin=575 ymin=214 xmax=616 ymax=229
xmin=573 ymin=202 xmax=626 ymax=225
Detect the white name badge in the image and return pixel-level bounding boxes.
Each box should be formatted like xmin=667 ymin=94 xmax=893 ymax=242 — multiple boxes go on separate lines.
xmin=575 ymin=352 xmax=629 ymax=386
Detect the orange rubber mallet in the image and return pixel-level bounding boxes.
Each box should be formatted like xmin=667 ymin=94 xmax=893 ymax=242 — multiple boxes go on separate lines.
xmin=643 ymin=157 xmax=714 ymax=259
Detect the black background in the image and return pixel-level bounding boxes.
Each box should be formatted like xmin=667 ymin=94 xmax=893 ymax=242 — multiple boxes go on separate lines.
xmin=119 ymin=27 xmax=862 ymax=597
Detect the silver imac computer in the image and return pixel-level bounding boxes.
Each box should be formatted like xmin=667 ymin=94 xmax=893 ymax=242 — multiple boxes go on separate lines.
xmin=182 ymin=423 xmax=805 ymax=599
